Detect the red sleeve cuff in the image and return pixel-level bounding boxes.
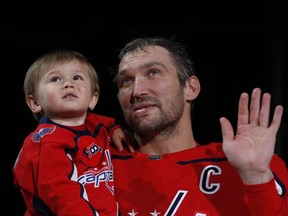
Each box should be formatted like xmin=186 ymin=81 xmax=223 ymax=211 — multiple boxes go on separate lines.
xmin=244 ymin=178 xmax=283 ymax=215
xmin=108 ymin=124 xmax=121 ymax=138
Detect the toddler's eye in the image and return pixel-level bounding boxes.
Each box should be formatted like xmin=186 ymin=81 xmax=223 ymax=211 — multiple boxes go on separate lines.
xmin=73 ymin=75 xmax=82 ymax=80
xmin=51 ymin=76 xmax=60 ymax=82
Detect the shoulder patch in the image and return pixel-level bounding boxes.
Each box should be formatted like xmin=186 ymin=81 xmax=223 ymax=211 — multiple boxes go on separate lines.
xmin=31 ymin=126 xmax=56 ymax=142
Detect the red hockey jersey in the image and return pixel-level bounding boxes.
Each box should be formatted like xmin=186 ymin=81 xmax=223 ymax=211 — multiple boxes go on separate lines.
xmin=13 ymin=113 xmax=120 ymax=216
xmin=111 ymin=142 xmax=288 ymax=216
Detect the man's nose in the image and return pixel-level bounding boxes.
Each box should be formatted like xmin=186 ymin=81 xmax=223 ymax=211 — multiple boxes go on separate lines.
xmin=132 ymin=77 xmax=148 ymax=98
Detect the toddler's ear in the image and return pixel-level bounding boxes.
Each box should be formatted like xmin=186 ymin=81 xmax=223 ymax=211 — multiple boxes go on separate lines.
xmin=89 ymin=92 xmax=99 ymax=110
xmin=26 ymin=95 xmax=42 ymax=114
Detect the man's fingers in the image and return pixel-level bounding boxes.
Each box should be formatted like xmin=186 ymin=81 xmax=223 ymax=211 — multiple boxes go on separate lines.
xmin=249 ymin=88 xmax=261 ymax=125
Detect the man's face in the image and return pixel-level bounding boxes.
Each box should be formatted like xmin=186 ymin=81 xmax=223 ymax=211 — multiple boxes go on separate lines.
xmin=116 ymin=46 xmax=185 ymax=136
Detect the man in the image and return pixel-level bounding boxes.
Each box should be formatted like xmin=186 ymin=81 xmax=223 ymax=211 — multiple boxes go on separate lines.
xmin=110 ymin=37 xmax=288 ymax=215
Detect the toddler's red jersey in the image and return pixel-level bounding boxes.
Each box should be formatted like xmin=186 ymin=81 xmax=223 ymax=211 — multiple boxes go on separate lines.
xmin=13 ymin=113 xmax=120 ymax=216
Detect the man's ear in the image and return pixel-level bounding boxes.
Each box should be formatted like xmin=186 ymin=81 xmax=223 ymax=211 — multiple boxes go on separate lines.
xmin=185 ymin=75 xmax=201 ymax=102
xmin=88 ymin=92 xmax=99 ymax=110
xmin=26 ymin=95 xmax=42 ymax=114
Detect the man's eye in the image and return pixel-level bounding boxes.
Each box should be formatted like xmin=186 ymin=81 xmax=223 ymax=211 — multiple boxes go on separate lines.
xmin=122 ymin=77 xmax=132 ymax=84
xmin=149 ymin=69 xmax=160 ymax=76
xmin=118 ymin=77 xmax=133 ymax=87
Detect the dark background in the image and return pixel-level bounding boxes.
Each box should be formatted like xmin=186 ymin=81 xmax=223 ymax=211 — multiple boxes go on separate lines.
xmin=2 ymin=2 xmax=287 ymax=215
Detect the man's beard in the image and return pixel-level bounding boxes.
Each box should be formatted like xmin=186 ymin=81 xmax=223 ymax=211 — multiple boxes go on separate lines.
xmin=124 ymin=88 xmax=185 ymax=139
